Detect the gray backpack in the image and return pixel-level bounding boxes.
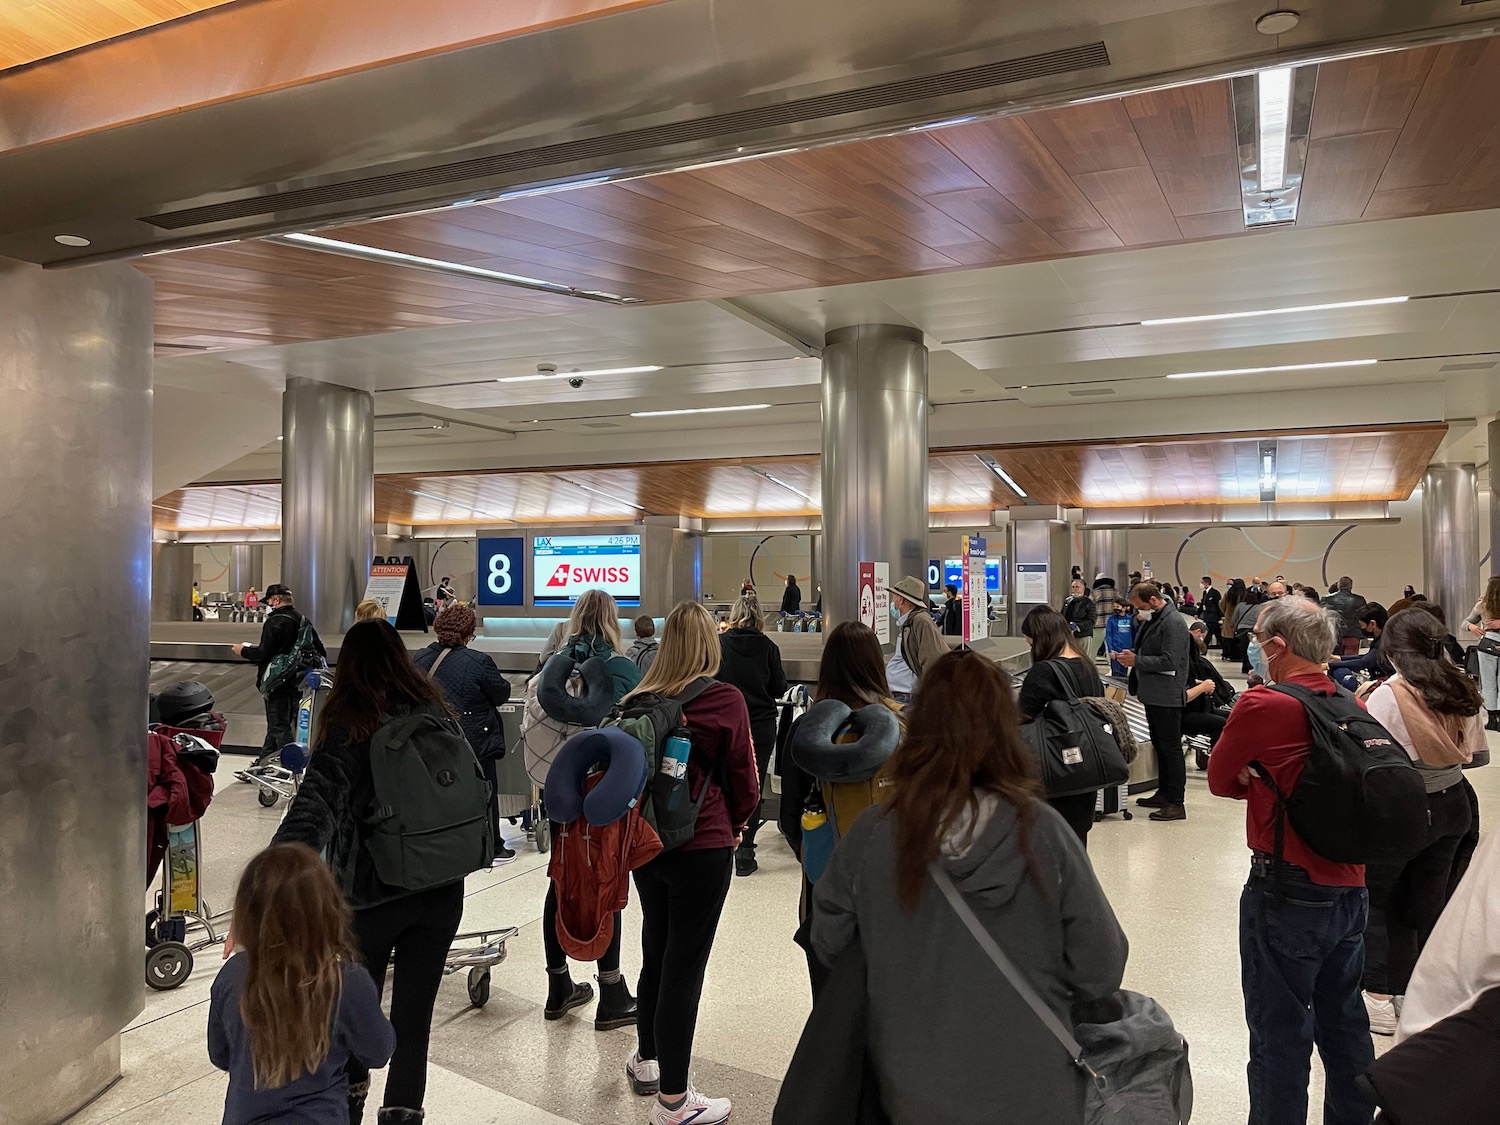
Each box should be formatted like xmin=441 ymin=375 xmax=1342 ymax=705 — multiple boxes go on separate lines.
xmin=365 ymin=710 xmax=494 ymax=891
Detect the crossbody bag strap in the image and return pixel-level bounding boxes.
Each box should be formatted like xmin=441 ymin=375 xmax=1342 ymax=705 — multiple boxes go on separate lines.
xmin=929 ymin=863 xmax=1097 ymax=1084
xmin=426 ymin=646 xmax=454 ymax=679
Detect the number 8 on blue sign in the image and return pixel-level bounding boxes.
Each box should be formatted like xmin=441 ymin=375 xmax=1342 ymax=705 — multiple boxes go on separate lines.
xmin=477 ymin=537 xmax=525 ymax=606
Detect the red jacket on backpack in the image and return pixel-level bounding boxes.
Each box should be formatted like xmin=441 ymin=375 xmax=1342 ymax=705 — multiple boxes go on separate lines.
xmin=549 ymin=773 xmax=663 ymax=960
xmin=147 ymin=730 xmax=216 ymax=884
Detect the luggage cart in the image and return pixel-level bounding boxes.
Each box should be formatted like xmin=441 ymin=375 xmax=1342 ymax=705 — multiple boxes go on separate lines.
xmin=146 ymin=799 xmax=231 ymax=990
xmin=494 ymin=701 xmax=549 ymax=852
xmin=237 ymin=668 xmax=332 ymax=808
xmin=444 ymin=926 xmax=520 ymax=1008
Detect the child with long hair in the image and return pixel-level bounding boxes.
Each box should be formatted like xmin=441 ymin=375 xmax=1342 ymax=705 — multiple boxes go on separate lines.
xmin=811 ymin=649 xmax=1127 ymax=1125
xmin=209 ymin=843 xmax=394 ymax=1124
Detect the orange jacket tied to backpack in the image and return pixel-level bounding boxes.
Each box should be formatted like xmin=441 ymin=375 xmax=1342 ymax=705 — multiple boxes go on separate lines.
xmin=548 ymin=772 xmax=663 ymax=960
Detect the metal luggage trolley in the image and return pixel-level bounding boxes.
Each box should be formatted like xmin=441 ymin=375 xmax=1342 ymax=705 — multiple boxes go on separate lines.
xmin=146 ymin=764 xmax=232 ymax=991
xmin=237 ymin=668 xmax=333 ymax=808
xmin=444 ymin=926 xmax=521 ymax=1008
xmin=495 ymin=700 xmax=550 ymax=853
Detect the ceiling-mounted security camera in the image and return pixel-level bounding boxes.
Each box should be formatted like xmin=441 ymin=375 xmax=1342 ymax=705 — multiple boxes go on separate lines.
xmin=568 ymin=375 xmax=585 ymax=389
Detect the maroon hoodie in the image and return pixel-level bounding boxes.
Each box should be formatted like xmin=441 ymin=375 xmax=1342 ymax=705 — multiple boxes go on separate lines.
xmin=678 ymin=681 xmax=760 ymax=851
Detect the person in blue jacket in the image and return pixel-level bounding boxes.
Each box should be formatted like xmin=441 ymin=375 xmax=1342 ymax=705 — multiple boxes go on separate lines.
xmin=1328 ymin=602 xmax=1387 ymax=690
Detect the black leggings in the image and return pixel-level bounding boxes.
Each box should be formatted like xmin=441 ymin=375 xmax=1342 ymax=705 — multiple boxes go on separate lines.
xmin=349 ymin=881 xmax=464 ymax=1111
xmin=1047 ymin=792 xmax=1096 ymax=848
xmin=739 ymin=716 xmax=777 ymax=849
xmin=634 ymin=847 xmax=734 ymax=1094
xmin=1365 ymin=782 xmax=1473 ymax=996
xmin=1448 ymin=775 xmax=1482 ymax=901
xmin=542 ymin=876 xmax=622 ymax=973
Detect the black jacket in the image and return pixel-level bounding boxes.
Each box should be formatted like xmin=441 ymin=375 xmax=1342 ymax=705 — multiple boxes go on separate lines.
xmin=1062 ymin=593 xmax=1097 ymax=636
xmin=273 ymin=694 xmax=450 ymax=910
xmin=1199 ymin=586 xmax=1223 ymax=622
xmin=1128 ymin=608 xmax=1191 ymax=708
xmin=940 ymin=597 xmax=962 ymax=636
xmin=781 ymin=583 xmax=803 ymax=615
xmin=718 ymin=628 xmax=789 ymax=724
xmin=1322 ymin=589 xmax=1367 ymax=638
xmin=1018 ymin=656 xmax=1104 ymax=721
xmin=240 ymin=604 xmax=325 ymax=688
xmin=413 ymin=643 xmax=511 ymax=758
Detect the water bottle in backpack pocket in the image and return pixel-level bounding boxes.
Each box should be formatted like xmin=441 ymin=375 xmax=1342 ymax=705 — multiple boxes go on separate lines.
xmin=607 ymin=678 xmax=716 ymax=851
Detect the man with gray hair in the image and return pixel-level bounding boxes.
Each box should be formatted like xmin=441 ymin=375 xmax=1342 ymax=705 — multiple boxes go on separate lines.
xmin=1208 ymin=596 xmax=1374 ymax=1125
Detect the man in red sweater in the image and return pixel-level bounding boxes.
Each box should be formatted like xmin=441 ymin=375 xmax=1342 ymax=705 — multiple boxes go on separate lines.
xmin=1208 ymin=596 xmax=1375 ymax=1125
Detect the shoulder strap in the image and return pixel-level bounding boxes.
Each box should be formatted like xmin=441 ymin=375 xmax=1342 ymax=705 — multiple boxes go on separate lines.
xmin=674 ymin=676 xmax=715 ymax=708
xmin=1045 ymin=658 xmax=1081 ymax=701
xmin=426 ymin=647 xmax=454 ymax=679
xmin=929 ymin=864 xmax=1099 ymax=1085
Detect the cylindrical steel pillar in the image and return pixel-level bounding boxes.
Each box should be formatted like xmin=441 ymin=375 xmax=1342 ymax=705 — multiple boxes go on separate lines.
xmin=0 ymin=258 xmax=152 ymax=1124
xmin=1422 ymin=464 xmax=1479 ymax=624
xmin=226 ymin=543 xmax=265 ymax=596
xmin=152 ymin=542 xmax=195 ymax=621
xmin=1488 ymin=421 xmax=1500 ymax=576
xmin=1082 ymin=528 xmax=1129 ymax=593
xmin=821 ymin=324 xmax=928 ymax=631
xmin=282 ymin=378 xmax=374 ymax=636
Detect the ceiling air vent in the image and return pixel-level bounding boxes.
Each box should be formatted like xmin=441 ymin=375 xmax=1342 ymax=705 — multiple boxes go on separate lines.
xmin=1438 ymin=360 xmax=1498 ymax=372
xmin=582 ymin=421 xmax=622 ymax=429
xmin=1069 ymin=387 xmax=1116 ymax=397
xmin=142 ymin=41 xmax=1109 ymax=231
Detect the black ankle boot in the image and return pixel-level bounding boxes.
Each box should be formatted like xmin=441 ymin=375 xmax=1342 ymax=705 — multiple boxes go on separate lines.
xmin=376 ymin=1109 xmax=424 ymax=1125
xmin=1488 ymin=710 xmax=1500 ymax=732
xmin=594 ymin=977 xmax=637 ymax=1031
xmin=349 ymin=1079 xmax=370 ymax=1125
xmin=544 ymin=971 xmax=593 ymax=1020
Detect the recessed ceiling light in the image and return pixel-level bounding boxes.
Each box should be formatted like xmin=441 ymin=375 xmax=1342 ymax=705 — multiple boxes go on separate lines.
xmin=496 ymin=365 xmax=661 ymax=383
xmin=631 ymin=404 xmax=771 ymax=418
xmin=960 ymin=388 xmax=976 ymax=395
xmin=1256 ymin=10 xmax=1301 ymax=35
xmin=1257 ymin=66 xmax=1293 ymax=192
xmin=54 ymin=234 xmax=91 ymax=247
xmin=1142 ymin=296 xmax=1408 ymax=326
xmin=270 ymin=232 xmax=642 ymax=304
xmin=1165 ymin=358 xmax=1378 ymax=380
xmin=975 ymin=454 xmax=1028 ymax=500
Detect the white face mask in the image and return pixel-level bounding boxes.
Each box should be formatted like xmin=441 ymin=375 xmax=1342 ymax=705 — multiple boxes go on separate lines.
xmin=890 ymin=602 xmax=903 ymax=620
xmin=1136 ymin=607 xmax=1155 ymax=622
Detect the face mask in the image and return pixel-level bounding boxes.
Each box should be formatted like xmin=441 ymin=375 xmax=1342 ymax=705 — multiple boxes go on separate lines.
xmin=890 ymin=602 xmax=902 ymax=620
xmin=1248 ymin=638 xmax=1269 ymax=680
xmin=1135 ymin=606 xmax=1154 ymax=621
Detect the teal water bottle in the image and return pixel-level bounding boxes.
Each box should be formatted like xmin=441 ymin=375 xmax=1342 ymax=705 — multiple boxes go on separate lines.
xmin=660 ymin=730 xmax=691 ymax=780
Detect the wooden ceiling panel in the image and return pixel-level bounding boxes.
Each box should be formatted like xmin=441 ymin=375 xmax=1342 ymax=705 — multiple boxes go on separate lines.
xmin=154 ymin=426 xmax=1444 ymax=531
xmin=143 ymin=40 xmax=1500 ymax=351
xmin=0 ymin=0 xmax=237 ymax=71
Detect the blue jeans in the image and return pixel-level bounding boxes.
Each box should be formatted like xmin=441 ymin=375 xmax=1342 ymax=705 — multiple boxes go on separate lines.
xmin=1240 ymin=861 xmax=1374 ymax=1125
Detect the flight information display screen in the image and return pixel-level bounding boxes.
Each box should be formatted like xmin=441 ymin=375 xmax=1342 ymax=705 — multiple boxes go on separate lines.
xmin=532 ymin=534 xmax=641 ymax=606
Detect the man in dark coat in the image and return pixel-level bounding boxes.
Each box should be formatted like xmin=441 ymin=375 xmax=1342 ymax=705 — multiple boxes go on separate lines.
xmin=1117 ymin=581 xmax=1192 ymax=822
xmin=1199 ymin=576 xmax=1224 ymax=649
xmin=232 ymin=584 xmax=326 ymax=768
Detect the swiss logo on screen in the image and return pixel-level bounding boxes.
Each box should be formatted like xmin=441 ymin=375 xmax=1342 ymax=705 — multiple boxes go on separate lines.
xmin=548 ymin=564 xmax=631 ymax=587
xmin=546 ymin=564 xmax=572 ymax=588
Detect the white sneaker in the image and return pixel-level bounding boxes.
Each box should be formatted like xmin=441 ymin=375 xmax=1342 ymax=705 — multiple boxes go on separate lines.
xmin=626 ymin=1051 xmax=660 ymax=1096
xmin=647 ymin=1087 xmax=731 ymax=1125
xmin=1364 ymin=991 xmax=1398 ymax=1036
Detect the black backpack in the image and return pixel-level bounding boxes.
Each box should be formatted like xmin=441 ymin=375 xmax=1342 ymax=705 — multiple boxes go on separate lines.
xmin=1253 ymin=683 xmax=1428 ymax=866
xmin=1020 ymin=660 xmax=1130 ymax=798
xmin=607 ymin=678 xmax=715 ymax=851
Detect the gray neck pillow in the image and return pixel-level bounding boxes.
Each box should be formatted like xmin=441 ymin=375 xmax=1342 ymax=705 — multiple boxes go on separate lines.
xmin=537 ymin=651 xmax=615 ymax=726
xmin=791 ymin=699 xmax=901 ymax=783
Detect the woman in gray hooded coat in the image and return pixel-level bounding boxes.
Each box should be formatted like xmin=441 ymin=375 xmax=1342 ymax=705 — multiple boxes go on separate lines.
xmin=812 ymin=648 xmax=1128 ymax=1125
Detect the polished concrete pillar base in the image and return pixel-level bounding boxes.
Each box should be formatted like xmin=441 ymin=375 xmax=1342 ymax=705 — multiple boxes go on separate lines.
xmin=28 ymin=1035 xmax=120 ymax=1125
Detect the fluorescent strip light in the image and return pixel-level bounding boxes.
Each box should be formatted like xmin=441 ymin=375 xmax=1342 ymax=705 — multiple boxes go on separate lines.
xmin=497 ymin=365 xmax=661 ymax=384
xmin=631 ymin=404 xmax=772 ymax=418
xmin=1258 ymin=67 xmax=1292 ymax=192
xmin=744 ymin=465 xmax=820 ymax=505
xmin=1142 ymin=295 xmax=1408 ymax=327
xmin=1165 ymin=359 xmax=1378 ymax=381
xmin=555 ymin=476 xmax=647 ymax=512
xmin=271 ymin=233 xmax=641 ymax=303
xmin=976 ymin=454 xmax=1028 ymax=500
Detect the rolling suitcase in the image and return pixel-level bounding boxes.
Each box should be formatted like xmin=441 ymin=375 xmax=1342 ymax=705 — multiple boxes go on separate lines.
xmin=1094 ymin=782 xmax=1132 ymax=822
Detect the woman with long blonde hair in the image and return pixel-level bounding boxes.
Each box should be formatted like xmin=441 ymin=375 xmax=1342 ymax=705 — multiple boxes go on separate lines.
xmin=624 ymin=602 xmax=760 ymax=1125
xmin=209 ymin=843 xmax=394 ymax=1123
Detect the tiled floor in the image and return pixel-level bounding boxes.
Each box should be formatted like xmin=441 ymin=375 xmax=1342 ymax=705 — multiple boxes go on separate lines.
xmin=75 ymin=683 xmax=1499 ymax=1125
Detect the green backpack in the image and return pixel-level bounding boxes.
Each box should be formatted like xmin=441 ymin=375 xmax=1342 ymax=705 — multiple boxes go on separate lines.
xmin=608 ymin=678 xmax=715 ymax=851
xmin=365 ymin=710 xmax=494 ymax=891
xmin=260 ymin=615 xmax=324 ymax=697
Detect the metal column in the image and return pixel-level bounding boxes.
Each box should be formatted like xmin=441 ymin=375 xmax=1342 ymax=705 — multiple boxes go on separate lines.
xmin=820 ymin=324 xmax=929 ymax=631
xmin=281 ymin=378 xmax=375 ymax=636
xmin=1082 ymin=528 xmax=1130 ymax=592
xmin=1422 ymin=464 xmax=1479 ymax=623
xmin=226 ymin=543 xmax=265 ymax=596
xmin=152 ymin=542 xmax=195 ymax=621
xmin=0 ymin=258 xmax=152 ymax=1124
xmin=1489 ymin=421 xmax=1500 ymax=576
